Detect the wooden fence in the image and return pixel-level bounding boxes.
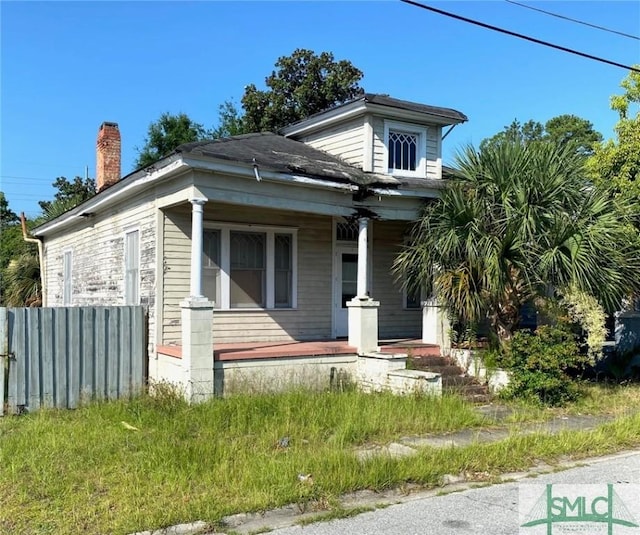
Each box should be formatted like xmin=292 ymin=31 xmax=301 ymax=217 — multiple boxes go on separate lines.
xmin=0 ymin=306 xmax=147 ymax=415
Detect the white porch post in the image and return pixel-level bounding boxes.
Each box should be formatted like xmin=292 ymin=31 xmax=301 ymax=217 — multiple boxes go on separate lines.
xmin=180 ymin=197 xmax=215 ymax=403
xmin=347 ymin=216 xmax=380 ymax=354
xmin=356 ymin=217 xmax=369 ymax=298
xmin=189 ymin=197 xmax=207 ymax=298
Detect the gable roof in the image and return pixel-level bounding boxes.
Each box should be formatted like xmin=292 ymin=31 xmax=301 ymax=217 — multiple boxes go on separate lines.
xmin=177 ymin=132 xmax=398 ymax=187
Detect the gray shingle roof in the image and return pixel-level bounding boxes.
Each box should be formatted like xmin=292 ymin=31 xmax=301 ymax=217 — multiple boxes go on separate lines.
xmin=176 ymin=132 xmax=399 ymax=187
xmin=362 ymin=94 xmax=468 ymax=123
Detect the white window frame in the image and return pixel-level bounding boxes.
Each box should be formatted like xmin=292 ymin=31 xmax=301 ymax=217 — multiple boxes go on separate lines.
xmin=204 ymin=222 xmax=298 ymax=310
xmin=124 ymin=228 xmax=140 ymax=306
xmin=383 ymin=120 xmax=427 ymax=178
xmin=62 ymin=248 xmax=73 ymax=306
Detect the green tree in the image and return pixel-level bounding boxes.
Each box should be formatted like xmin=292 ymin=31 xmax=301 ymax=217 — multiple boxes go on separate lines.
xmin=0 ymin=192 xmax=18 ymax=227
xmin=135 ymin=112 xmax=207 ymax=169
xmin=394 ymin=140 xmax=640 ymax=342
xmin=588 ymin=67 xmax=640 ymax=203
xmin=241 ymin=48 xmax=364 ymax=133
xmin=545 ymin=114 xmax=603 ymax=156
xmin=38 ymin=176 xmax=96 ymax=215
xmin=0 ymin=192 xmax=33 ymax=305
xmin=209 ymin=100 xmax=246 ymax=139
xmin=481 ymin=116 xmax=602 ymax=156
xmin=3 ymin=252 xmax=41 ymax=307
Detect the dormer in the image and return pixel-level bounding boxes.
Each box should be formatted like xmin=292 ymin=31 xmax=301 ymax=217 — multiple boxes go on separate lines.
xmin=281 ymin=94 xmax=467 ymax=180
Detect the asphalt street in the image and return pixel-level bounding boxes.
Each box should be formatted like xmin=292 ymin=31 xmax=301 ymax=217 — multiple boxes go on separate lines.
xmin=269 ymin=451 xmax=640 ymax=535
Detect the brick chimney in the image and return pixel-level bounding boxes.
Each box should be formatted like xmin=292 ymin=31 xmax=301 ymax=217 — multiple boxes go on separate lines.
xmin=96 ymin=122 xmax=121 ymax=192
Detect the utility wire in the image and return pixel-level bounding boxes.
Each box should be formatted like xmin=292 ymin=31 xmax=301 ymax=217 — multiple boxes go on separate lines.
xmin=400 ymin=0 xmax=640 ymax=74
xmin=506 ymin=0 xmax=640 ymax=41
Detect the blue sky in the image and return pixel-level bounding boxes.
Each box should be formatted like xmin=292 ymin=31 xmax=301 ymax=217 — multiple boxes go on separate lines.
xmin=1 ymin=1 xmax=639 ymax=218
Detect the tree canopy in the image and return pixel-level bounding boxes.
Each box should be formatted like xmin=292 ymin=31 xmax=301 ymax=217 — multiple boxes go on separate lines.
xmin=135 ymin=112 xmax=207 ymax=169
xmin=587 ymin=67 xmax=640 ymax=204
xmin=133 ymin=49 xmax=364 ymax=169
xmin=0 ymin=192 xmax=18 ymax=228
xmin=481 ymin=115 xmax=602 ymax=156
xmin=38 ymin=176 xmax=96 ymax=219
xmin=394 ymin=139 xmax=640 ymax=342
xmin=241 ymin=48 xmax=364 ymax=133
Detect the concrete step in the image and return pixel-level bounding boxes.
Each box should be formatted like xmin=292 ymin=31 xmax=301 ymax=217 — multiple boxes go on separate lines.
xmin=408 ymin=349 xmax=493 ymax=403
xmin=409 ymin=355 xmax=451 ymax=367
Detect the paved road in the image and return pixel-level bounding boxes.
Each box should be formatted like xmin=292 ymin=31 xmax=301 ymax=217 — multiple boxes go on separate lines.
xmin=270 ymin=451 xmax=640 ymax=535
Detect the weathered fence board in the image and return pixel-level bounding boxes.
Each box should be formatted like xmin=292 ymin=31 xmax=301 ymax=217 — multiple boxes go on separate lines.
xmin=1 ymin=306 xmax=147 ymax=415
xmin=0 ymin=307 xmax=6 ymax=416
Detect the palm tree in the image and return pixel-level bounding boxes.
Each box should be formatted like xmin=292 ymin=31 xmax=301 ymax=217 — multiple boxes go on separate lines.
xmin=394 ymin=140 xmax=640 ymax=343
xmin=3 ymin=253 xmax=41 ymax=306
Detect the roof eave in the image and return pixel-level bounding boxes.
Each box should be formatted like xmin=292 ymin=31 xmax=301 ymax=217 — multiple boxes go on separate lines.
xmin=281 ymin=99 xmax=466 ymax=139
xmin=33 ymin=154 xmax=187 ymax=237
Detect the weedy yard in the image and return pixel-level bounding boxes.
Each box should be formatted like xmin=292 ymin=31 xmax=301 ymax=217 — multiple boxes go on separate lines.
xmin=1 ymin=384 xmax=640 ymax=535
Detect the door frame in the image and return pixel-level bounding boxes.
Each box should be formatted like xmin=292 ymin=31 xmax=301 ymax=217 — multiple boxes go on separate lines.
xmin=331 ymin=218 xmax=374 ymax=339
xmin=332 ymin=243 xmax=359 ymax=338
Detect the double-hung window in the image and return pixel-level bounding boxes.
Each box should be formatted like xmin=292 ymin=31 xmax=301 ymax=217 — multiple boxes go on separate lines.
xmin=202 ymin=224 xmax=297 ymax=309
xmin=384 ymin=120 xmax=427 ymax=178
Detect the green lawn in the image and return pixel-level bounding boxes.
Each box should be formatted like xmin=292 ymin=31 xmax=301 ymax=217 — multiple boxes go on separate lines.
xmin=1 ymin=384 xmax=640 ymax=535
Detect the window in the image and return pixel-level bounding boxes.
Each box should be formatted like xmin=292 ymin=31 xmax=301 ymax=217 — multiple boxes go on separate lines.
xmin=384 ymin=121 xmax=427 ymax=177
xmin=405 ymin=286 xmax=422 ymax=310
xmin=124 ymin=230 xmax=140 ymax=305
xmin=274 ymin=234 xmax=292 ymax=308
xmin=203 ymin=224 xmax=297 ymax=310
xmin=62 ymin=250 xmax=72 ymax=305
xmin=388 ymin=131 xmax=418 ymax=172
xmin=202 ymin=230 xmax=221 ymax=306
xmin=230 ymin=231 xmax=265 ymax=308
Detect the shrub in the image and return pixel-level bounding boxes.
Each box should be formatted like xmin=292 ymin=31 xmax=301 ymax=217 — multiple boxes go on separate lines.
xmin=499 ymin=326 xmax=587 ymax=406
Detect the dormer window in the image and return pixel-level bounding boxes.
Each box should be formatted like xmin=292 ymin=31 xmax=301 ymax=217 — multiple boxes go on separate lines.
xmin=384 ymin=120 xmax=427 ymax=178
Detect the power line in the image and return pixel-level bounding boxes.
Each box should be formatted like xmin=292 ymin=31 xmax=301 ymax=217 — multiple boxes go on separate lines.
xmin=399 ymin=0 xmax=640 ymax=74
xmin=506 ymin=0 xmax=640 ymax=41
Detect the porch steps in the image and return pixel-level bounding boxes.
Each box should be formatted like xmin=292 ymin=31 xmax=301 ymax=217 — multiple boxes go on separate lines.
xmin=409 ymin=354 xmax=492 ymax=404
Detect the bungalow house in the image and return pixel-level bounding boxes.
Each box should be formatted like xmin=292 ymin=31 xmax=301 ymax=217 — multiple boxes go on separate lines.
xmin=33 ymin=94 xmax=468 ymax=399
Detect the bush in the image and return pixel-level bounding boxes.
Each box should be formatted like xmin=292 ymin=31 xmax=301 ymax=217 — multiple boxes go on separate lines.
xmin=499 ymin=326 xmax=587 ymax=406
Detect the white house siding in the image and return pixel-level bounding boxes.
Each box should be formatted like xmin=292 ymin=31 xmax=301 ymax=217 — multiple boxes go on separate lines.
xmin=296 ymin=118 xmax=365 ymax=168
xmin=372 ymin=117 xmax=442 ymax=179
xmin=372 ymin=220 xmax=421 ymax=339
xmin=161 ymin=204 xmax=334 ymax=345
xmin=42 ymin=191 xmax=158 ymax=346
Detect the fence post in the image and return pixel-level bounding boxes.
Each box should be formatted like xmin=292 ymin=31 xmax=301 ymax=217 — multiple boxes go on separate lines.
xmin=0 ymin=307 xmax=6 ymax=416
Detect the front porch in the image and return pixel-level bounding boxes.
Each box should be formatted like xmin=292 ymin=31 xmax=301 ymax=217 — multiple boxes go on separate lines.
xmin=155 ymin=338 xmax=442 ymax=397
xmin=157 ymin=338 xmax=441 ymax=361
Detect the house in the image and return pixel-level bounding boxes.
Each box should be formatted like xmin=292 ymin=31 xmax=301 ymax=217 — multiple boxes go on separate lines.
xmin=33 ymin=94 xmax=467 ymax=399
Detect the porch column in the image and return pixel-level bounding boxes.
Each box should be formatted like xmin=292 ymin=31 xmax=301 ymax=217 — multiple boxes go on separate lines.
xmin=189 ymin=197 xmax=207 ymax=298
xmin=181 ymin=196 xmax=215 ymax=403
xmin=356 ymin=217 xmax=369 ymax=298
xmin=347 ymin=217 xmax=380 ymax=354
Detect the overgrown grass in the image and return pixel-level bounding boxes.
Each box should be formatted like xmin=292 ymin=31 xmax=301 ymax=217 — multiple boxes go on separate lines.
xmin=1 ymin=385 xmax=640 ymax=535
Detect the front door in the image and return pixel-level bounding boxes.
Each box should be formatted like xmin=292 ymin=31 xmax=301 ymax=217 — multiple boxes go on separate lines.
xmin=333 ymin=245 xmax=358 ymax=337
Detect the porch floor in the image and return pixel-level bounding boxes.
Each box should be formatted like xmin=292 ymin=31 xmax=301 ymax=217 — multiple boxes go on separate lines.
xmin=157 ymin=339 xmax=440 ymax=361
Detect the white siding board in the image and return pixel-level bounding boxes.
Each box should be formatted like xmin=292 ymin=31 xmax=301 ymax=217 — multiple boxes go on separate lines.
xmin=42 ymin=188 xmax=159 ymax=352
xmin=298 ymin=118 xmax=365 ymax=168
